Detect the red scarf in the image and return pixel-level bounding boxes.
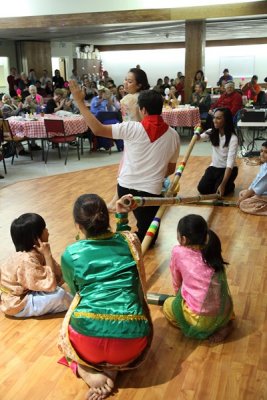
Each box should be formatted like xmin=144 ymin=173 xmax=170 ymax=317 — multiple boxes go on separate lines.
xmin=141 ymin=115 xmax=169 ymax=143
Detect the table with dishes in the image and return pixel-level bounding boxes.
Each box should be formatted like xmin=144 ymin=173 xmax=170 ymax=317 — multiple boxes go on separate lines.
xmin=161 ymin=106 xmax=201 ymax=128
xmin=7 ymin=114 xmax=88 ymax=138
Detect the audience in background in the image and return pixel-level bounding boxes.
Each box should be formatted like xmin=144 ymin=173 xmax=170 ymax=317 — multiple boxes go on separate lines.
xmin=210 ymin=81 xmax=242 ymax=117
xmin=39 ymin=69 xmax=52 ymax=88
xmin=175 ymin=75 xmax=185 ymax=104
xmin=191 ymin=70 xmax=206 ymax=92
xmin=241 ymin=75 xmax=262 ymax=103
xmin=23 ymin=85 xmax=44 ymax=113
xmin=7 ymin=67 xmax=19 ymax=97
xmin=17 ymin=72 xmax=30 ymax=100
xmin=217 ymin=68 xmax=233 ymax=86
xmin=45 ymin=89 xmax=66 ymax=114
xmin=69 ymin=68 xmax=81 ymax=84
xmin=28 ymin=69 xmax=37 ymax=85
xmin=90 ymin=86 xmax=115 ymax=115
xmin=52 ymin=69 xmax=64 ymax=89
xmin=190 ymin=82 xmax=211 ymax=122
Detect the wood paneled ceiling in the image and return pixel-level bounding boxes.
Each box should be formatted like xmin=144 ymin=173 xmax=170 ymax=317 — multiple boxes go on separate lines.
xmin=0 ymin=2 xmax=266 ymax=46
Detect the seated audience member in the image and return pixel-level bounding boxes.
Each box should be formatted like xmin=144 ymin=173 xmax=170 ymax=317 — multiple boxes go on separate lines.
xmin=102 ymin=70 xmax=113 ymax=85
xmin=69 ymin=68 xmax=81 ymax=84
xmin=165 ymin=86 xmax=178 ymax=107
xmin=45 ymin=81 xmax=54 ymax=97
xmin=90 ymin=86 xmax=116 ymax=115
xmin=113 ymin=84 xmax=125 ymax=111
xmin=190 ymin=82 xmax=211 ymax=122
xmin=39 ymin=69 xmax=52 ymax=88
xmin=153 ymin=78 xmax=163 ymax=94
xmin=1 ymin=93 xmax=23 ymax=119
xmin=241 ymin=75 xmax=262 ymax=103
xmin=82 ymin=78 xmax=98 ymax=103
xmin=52 ymin=69 xmax=64 ymax=89
xmin=61 ymin=88 xmax=74 ymax=112
xmin=1 ymin=94 xmax=29 ymax=156
xmin=45 ymin=89 xmax=65 ymax=114
xmin=174 ymin=71 xmax=183 ymax=86
xmin=35 ymin=80 xmax=47 ymax=97
xmin=24 ymin=85 xmax=44 ymax=112
xmin=162 ymin=76 xmax=170 ymax=91
xmin=238 ymin=141 xmax=267 ymax=216
xmin=217 ymin=68 xmax=233 ymax=86
xmin=210 ymin=81 xmax=243 ymax=117
xmin=175 ymin=75 xmax=185 ymax=104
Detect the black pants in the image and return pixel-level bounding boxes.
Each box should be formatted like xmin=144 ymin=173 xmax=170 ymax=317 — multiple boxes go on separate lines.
xmin=117 ymin=184 xmax=160 ymax=244
xmin=197 ymin=166 xmax=238 ymax=195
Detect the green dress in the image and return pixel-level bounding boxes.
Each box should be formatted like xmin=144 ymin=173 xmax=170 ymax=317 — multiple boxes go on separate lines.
xmin=58 ymin=213 xmax=153 ymax=370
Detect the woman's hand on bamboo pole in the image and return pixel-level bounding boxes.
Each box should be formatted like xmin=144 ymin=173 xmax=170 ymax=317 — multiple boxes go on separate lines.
xmin=116 ymin=194 xmax=136 ymax=213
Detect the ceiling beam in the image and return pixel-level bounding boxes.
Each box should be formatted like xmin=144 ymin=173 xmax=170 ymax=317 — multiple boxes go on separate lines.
xmin=98 ymin=37 xmax=267 ymax=52
xmin=0 ymin=2 xmax=266 ymax=29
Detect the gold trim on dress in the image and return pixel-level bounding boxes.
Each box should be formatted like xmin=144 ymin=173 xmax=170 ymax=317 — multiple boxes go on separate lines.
xmin=73 ymin=311 xmax=148 ymax=321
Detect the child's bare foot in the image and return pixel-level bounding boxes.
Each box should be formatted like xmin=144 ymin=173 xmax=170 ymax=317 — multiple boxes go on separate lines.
xmin=77 ymin=364 xmax=117 ymax=399
xmin=208 ymin=320 xmax=234 ymax=344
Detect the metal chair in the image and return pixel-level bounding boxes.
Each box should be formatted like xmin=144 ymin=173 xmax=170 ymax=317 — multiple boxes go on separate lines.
xmin=0 ymin=120 xmax=7 ymax=175
xmin=0 ymin=118 xmax=33 ymax=164
xmin=44 ymin=119 xmax=80 ymax=165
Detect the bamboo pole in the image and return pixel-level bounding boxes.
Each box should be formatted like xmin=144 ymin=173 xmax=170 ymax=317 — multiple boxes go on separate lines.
xmin=124 ymin=193 xmax=219 ymax=208
xmin=141 ymin=132 xmax=200 ymax=255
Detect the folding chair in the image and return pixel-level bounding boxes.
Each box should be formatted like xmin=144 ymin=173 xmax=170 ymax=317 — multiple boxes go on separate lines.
xmin=93 ymin=111 xmax=123 ymax=154
xmin=44 ymin=119 xmax=80 ymax=165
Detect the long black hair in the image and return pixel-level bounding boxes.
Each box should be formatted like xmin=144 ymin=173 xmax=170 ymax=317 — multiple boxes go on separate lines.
xmin=177 ymin=214 xmax=228 ymax=272
xmin=73 ymin=194 xmax=110 ymax=237
xmin=210 ymin=107 xmax=236 ymax=148
xmin=10 ymin=213 xmax=46 ymax=252
xmin=129 ymin=68 xmax=150 ymax=91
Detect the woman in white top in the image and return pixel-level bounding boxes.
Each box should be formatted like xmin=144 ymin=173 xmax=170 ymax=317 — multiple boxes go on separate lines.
xmin=197 ymin=107 xmax=238 ymax=196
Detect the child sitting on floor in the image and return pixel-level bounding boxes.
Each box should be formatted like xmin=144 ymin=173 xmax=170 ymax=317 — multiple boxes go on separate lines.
xmin=163 ymin=214 xmax=234 ymax=343
xmin=237 ymin=141 xmax=267 ymax=216
xmin=0 ymin=213 xmax=72 ymax=317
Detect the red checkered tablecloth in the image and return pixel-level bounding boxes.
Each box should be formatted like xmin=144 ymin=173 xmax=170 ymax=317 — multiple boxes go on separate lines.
xmin=162 ymin=107 xmax=200 ymax=127
xmin=7 ymin=115 xmax=88 ymax=138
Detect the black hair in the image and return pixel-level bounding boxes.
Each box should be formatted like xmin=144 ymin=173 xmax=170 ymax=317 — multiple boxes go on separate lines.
xmin=10 ymin=213 xmax=46 ymax=252
xmin=194 ymin=81 xmax=206 ymax=91
xmin=138 ymin=89 xmax=163 ymax=115
xmin=177 ymin=214 xmax=228 ymax=272
xmin=210 ymin=107 xmax=236 ymax=148
xmin=73 ymin=194 xmax=110 ymax=237
xmin=262 ymin=141 xmax=267 ymax=148
xmin=129 ymin=68 xmax=150 ymax=91
xmin=194 ymin=70 xmax=204 ymax=81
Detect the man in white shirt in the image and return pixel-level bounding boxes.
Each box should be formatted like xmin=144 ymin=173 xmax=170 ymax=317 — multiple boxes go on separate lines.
xmin=69 ymin=81 xmax=180 ymax=243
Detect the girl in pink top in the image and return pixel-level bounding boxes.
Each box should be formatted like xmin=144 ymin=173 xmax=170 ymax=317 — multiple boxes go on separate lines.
xmin=163 ymin=214 xmax=234 ymax=343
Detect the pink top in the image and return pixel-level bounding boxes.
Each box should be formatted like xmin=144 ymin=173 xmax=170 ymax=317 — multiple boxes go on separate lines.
xmin=170 ymin=245 xmax=220 ymax=314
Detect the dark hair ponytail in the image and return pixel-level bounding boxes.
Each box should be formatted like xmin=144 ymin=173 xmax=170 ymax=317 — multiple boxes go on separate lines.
xmin=73 ymin=194 xmax=110 ymax=237
xmin=210 ymin=107 xmax=236 ymax=148
xmin=177 ymin=214 xmax=228 ymax=272
xmin=202 ymin=229 xmax=228 ymax=272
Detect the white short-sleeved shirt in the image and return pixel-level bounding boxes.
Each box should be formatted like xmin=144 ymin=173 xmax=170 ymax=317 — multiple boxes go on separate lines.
xmin=200 ymin=132 xmax=238 ymax=169
xmin=112 ymin=121 xmax=180 ymax=194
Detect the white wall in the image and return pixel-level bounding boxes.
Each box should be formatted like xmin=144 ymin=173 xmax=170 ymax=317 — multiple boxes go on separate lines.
xmin=101 ymin=44 xmax=267 ymax=87
xmin=51 ymin=41 xmax=75 ymax=79
xmin=101 ymin=48 xmax=185 ymax=87
xmin=0 ymin=40 xmax=16 ymax=93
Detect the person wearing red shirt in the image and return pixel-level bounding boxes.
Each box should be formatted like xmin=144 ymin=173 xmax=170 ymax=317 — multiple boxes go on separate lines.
xmin=210 ymin=81 xmax=242 ymax=117
xmin=241 ymin=75 xmax=261 ymax=103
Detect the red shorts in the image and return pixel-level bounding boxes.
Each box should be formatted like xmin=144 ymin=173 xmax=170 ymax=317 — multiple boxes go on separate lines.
xmin=68 ymin=325 xmax=148 ymax=365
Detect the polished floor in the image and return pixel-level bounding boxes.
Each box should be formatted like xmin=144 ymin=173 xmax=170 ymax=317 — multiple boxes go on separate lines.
xmin=0 ymin=134 xmax=212 ymax=188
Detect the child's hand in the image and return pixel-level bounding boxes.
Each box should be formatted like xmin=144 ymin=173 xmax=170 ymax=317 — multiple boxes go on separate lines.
xmin=116 ymin=194 xmax=136 ymax=213
xmin=34 ymin=238 xmax=52 ymax=258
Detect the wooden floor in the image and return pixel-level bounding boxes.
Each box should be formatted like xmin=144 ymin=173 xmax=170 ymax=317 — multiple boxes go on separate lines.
xmin=0 ymin=156 xmax=266 ymax=400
